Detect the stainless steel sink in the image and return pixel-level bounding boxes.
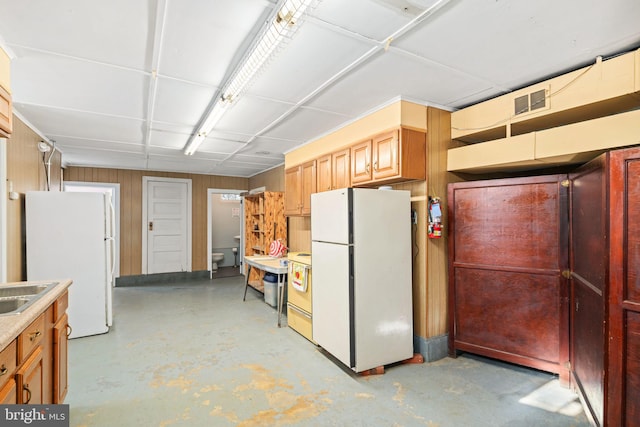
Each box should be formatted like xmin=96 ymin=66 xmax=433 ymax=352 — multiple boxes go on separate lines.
xmin=0 ymin=297 xmax=30 ymax=314
xmin=0 ymin=282 xmax=58 ymax=316
xmin=0 ymin=284 xmax=51 ymax=298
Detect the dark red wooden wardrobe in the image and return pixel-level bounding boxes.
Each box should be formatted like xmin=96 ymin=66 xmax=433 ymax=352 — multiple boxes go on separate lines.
xmin=448 ymin=146 xmax=640 ymax=427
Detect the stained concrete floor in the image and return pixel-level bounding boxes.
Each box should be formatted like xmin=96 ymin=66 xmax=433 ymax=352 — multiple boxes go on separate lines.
xmin=67 ymin=277 xmax=592 ymax=427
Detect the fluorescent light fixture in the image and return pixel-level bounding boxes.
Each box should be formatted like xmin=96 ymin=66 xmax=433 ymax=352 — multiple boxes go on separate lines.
xmin=184 ymin=101 xmax=229 ymax=155
xmin=183 ymin=0 xmax=318 ymax=156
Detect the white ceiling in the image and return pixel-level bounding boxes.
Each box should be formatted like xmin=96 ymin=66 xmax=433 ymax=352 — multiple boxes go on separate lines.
xmin=1 ymin=0 xmax=639 ymax=177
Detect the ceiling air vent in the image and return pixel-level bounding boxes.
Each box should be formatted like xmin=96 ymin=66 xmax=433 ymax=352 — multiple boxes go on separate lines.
xmin=530 ymin=89 xmax=546 ymax=111
xmin=514 ymin=95 xmax=529 ymax=115
xmin=514 ymin=88 xmax=548 ymax=116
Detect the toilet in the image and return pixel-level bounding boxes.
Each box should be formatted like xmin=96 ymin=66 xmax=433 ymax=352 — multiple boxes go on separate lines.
xmin=211 ymin=252 xmax=224 ymax=271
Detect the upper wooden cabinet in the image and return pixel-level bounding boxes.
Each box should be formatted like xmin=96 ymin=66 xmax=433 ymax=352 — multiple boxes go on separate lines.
xmin=285 ymin=160 xmax=316 ymax=216
xmin=351 ymin=128 xmax=425 ymax=186
xmin=317 ymin=149 xmax=351 ymax=192
xmin=372 ymin=130 xmax=400 ymax=180
xmin=0 ymin=84 xmax=12 ymax=137
xmin=0 ymin=47 xmax=12 ymax=137
xmin=317 ymin=155 xmax=331 ymax=193
xmin=331 ymin=148 xmax=350 ymax=190
xmin=351 ymin=139 xmax=372 ymax=184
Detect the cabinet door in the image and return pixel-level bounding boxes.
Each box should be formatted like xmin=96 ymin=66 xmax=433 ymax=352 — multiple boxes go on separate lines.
xmin=569 ymin=155 xmax=607 ymax=426
xmin=0 ymin=85 xmax=12 ymax=137
xmin=16 ymin=347 xmax=43 ymax=404
xmin=317 ymin=155 xmax=332 ymax=192
xmin=372 ymin=130 xmax=399 ymax=180
xmin=53 ymin=314 xmax=69 ymax=404
xmin=351 ymin=140 xmax=371 ymax=184
xmin=300 ymin=161 xmax=316 ymax=216
xmin=608 ymin=146 xmax=640 ymax=427
xmin=448 ymin=175 xmax=569 ymax=378
xmin=332 ymin=149 xmax=351 ymax=190
xmin=284 ymin=166 xmax=302 ymax=215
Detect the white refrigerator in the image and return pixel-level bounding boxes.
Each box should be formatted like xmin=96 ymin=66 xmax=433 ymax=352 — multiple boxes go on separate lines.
xmin=26 ymin=191 xmax=114 ymax=338
xmin=311 ymin=188 xmax=413 ymax=372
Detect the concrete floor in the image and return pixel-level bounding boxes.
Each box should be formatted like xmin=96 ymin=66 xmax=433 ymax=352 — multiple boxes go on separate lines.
xmin=67 ymin=277 xmax=591 ymax=427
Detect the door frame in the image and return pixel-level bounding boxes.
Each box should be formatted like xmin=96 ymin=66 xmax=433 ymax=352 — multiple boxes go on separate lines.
xmin=142 ymin=176 xmax=192 ymax=274
xmin=207 ymin=188 xmax=245 ymax=279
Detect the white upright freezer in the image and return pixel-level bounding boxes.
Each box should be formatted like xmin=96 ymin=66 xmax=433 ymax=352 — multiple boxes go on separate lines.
xmin=311 ymin=187 xmax=413 ymax=372
xmin=26 ymin=191 xmax=114 ymax=338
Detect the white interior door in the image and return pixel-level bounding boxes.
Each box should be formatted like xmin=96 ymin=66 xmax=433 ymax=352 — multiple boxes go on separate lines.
xmin=144 ymin=177 xmax=192 ymax=274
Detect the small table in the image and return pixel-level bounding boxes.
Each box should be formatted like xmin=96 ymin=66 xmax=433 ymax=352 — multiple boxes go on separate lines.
xmin=243 ymin=256 xmax=288 ymax=327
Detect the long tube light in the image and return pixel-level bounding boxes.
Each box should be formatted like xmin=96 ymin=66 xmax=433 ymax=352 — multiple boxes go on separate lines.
xmin=184 ymin=0 xmax=318 ymax=156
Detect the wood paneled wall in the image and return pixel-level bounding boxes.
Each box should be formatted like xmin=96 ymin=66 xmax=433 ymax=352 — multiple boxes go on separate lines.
xmin=6 ymin=116 xmax=62 ymax=282
xmin=248 ymin=165 xmax=284 ymax=192
xmin=64 ymin=167 xmax=248 ymax=276
xmin=425 ymin=107 xmax=454 ymax=338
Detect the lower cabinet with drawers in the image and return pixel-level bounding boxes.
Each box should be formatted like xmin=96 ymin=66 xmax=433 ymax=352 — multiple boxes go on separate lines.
xmin=0 ymin=289 xmax=70 ymax=404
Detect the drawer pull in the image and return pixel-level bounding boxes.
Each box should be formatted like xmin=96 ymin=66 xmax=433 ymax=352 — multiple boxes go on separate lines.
xmin=0 ymin=365 xmax=7 ymax=376
xmin=29 ymin=330 xmax=42 ymax=341
xmin=288 ymin=304 xmax=312 ymax=319
xmin=66 ymin=324 xmax=73 ymax=338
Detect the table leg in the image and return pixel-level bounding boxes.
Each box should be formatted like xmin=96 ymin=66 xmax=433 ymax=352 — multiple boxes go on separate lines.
xmin=243 ymin=264 xmax=252 ymax=301
xmin=277 ymin=273 xmax=285 ymax=327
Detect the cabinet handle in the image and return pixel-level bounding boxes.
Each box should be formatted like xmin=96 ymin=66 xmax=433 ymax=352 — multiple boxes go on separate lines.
xmin=66 ymin=324 xmax=73 ymax=338
xmin=287 ymin=304 xmax=312 ymax=319
xmin=29 ymin=330 xmax=42 ymax=341
xmin=373 ymin=161 xmax=377 ymax=171
xmin=23 ymin=384 xmax=32 ymax=404
xmin=0 ymin=365 xmax=7 ymax=376
xmin=366 ymin=163 xmax=370 ymax=173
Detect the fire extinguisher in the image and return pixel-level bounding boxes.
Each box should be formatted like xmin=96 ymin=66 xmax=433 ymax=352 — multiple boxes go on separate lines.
xmin=428 ymin=196 xmax=442 ymax=239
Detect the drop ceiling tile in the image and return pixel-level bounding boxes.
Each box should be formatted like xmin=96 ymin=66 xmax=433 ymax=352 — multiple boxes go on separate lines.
xmin=0 ymin=0 xmax=152 ymax=69
xmin=197 ymin=137 xmax=248 ymax=155
xmin=207 ymin=129 xmax=252 ymax=144
xmin=395 ymin=0 xmax=640 ymax=90
xmin=147 ymin=129 xmax=190 ymax=150
xmin=160 ymin=0 xmax=272 ymax=85
xmin=14 ymin=104 xmax=145 ymax=144
xmin=146 ymin=157 xmax=215 ymax=174
xmin=52 ymin=136 xmax=144 ymax=154
xmin=148 ymin=146 xmax=226 ymax=161
xmin=215 ymin=96 xmax=294 ymax=135
xmin=153 ymin=77 xmax=216 ymax=126
xmin=208 ymin=164 xmax=266 ymax=177
xmin=261 ymin=107 xmax=352 ymax=143
xmin=151 ymin=121 xmax=195 ymax=135
xmin=11 ymin=49 xmax=148 ymax=118
xmin=313 ymin=0 xmax=418 ymax=41
xmin=226 ymin=155 xmax=284 ymax=167
xmin=306 ymin=49 xmax=490 ymax=113
xmin=247 ymin=20 xmax=375 ymax=104
xmin=237 ymin=137 xmax=301 ymax=157
xmin=62 ymin=148 xmax=147 ymax=170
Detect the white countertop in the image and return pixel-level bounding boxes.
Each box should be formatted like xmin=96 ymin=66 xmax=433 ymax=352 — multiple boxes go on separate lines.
xmin=0 ymin=279 xmax=72 ymax=349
